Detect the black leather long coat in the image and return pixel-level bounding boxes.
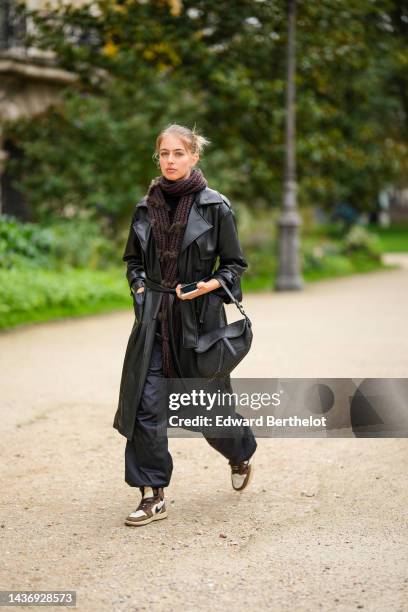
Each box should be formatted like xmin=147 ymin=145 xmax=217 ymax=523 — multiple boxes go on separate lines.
xmin=113 ymin=186 xmax=248 ymax=440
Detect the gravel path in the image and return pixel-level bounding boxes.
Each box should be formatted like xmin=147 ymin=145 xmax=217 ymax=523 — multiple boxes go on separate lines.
xmin=1 ymin=258 xmax=407 ymax=612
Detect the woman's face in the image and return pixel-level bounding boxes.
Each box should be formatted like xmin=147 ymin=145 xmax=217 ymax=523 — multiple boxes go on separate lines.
xmin=158 ymin=133 xmax=199 ymax=181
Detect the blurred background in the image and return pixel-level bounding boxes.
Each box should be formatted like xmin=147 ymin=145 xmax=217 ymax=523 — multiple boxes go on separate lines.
xmin=0 ymin=0 xmax=407 ymax=330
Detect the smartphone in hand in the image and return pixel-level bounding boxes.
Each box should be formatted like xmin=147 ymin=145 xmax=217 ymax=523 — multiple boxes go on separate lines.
xmin=180 ymin=282 xmax=198 ymax=294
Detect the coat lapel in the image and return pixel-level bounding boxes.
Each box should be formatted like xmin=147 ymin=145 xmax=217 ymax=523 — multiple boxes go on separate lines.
xmin=132 ymin=197 xmax=151 ymax=251
xmin=180 ymin=197 xmax=213 ymax=253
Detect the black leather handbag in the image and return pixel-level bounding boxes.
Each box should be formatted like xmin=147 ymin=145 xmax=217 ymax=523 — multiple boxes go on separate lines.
xmin=194 ymin=277 xmax=253 ymax=380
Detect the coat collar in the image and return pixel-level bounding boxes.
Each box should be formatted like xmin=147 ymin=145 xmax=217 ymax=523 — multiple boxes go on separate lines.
xmin=133 ymin=187 xmax=220 ymax=253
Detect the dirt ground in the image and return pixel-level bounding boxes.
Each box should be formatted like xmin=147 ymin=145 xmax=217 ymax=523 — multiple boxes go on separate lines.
xmin=1 ymin=257 xmax=407 ymax=611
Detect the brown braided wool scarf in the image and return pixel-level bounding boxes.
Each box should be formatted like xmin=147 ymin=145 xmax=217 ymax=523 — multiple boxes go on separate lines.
xmin=146 ymin=168 xmax=208 ymax=376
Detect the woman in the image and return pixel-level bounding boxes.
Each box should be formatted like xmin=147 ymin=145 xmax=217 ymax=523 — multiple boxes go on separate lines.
xmin=113 ymin=123 xmax=257 ymax=527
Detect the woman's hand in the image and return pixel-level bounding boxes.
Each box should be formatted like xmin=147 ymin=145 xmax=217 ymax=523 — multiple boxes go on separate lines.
xmin=131 ymin=284 xmax=145 ymax=295
xmin=175 ymin=279 xmax=221 ymax=300
xmin=131 ymin=284 xmax=145 ymax=321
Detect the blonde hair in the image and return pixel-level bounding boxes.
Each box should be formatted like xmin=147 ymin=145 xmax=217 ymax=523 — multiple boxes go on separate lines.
xmin=153 ymin=123 xmax=210 ymax=164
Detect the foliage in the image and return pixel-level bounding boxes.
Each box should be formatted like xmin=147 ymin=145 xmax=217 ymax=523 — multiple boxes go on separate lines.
xmin=301 ymin=225 xmax=382 ymax=279
xmin=4 ymin=0 xmax=407 ymax=225
xmin=234 ymin=208 xmax=386 ymax=285
xmin=45 ymin=218 xmax=121 ymax=268
xmin=0 ymin=215 xmax=54 ymax=269
xmin=367 ymin=224 xmax=408 ymax=252
xmin=0 ymin=266 xmax=130 ymax=330
xmin=0 ymin=210 xmax=392 ymax=329
xmin=341 ymin=225 xmax=382 ymax=260
xmin=0 ymin=215 xmax=120 ymax=270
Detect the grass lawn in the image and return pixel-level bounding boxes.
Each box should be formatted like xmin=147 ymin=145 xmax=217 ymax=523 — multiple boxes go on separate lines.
xmin=0 ymin=267 xmax=131 ymax=331
xmin=242 ymin=258 xmax=394 ymax=293
xmin=366 ymin=224 xmax=408 ymax=252
xmin=1 ymin=222 xmax=405 ymax=331
xmin=305 ymin=223 xmax=408 ymax=253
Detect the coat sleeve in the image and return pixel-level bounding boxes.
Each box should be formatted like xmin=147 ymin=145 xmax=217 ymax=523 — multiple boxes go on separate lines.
xmin=122 ymin=211 xmax=146 ymax=293
xmin=209 ymin=200 xmax=248 ymax=304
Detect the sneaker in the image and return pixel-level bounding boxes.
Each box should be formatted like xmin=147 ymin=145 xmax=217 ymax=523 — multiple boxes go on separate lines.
xmin=230 ymin=456 xmax=254 ymax=491
xmin=125 ymin=486 xmax=167 ymax=527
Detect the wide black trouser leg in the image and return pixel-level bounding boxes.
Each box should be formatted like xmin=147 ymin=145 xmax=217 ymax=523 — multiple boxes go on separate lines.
xmin=203 ymin=425 xmax=257 ymax=466
xmin=202 ymin=387 xmax=258 ymax=466
xmin=125 ymin=329 xmax=257 ymax=486
xmin=125 ymin=334 xmax=173 ymax=488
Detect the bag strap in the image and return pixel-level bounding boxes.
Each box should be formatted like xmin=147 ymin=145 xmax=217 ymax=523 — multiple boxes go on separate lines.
xmin=215 ymin=277 xmax=251 ymax=321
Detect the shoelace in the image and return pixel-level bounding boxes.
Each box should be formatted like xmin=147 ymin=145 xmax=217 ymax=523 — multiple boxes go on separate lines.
xmin=231 ymin=461 xmax=249 ymax=474
xmin=137 ymin=496 xmax=161 ymax=511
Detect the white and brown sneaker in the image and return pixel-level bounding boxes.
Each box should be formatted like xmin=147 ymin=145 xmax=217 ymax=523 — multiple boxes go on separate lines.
xmin=125 ymin=486 xmax=167 ymax=527
xmin=230 ymin=456 xmax=254 ymax=491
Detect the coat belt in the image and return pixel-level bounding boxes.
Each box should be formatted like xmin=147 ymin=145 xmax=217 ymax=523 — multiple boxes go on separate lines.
xmin=144 ymin=276 xmax=210 ymax=349
xmin=144 ymin=277 xmax=177 ymax=293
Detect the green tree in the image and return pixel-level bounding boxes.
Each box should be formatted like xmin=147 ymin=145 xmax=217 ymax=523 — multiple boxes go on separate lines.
xmin=6 ymin=0 xmax=407 ymax=224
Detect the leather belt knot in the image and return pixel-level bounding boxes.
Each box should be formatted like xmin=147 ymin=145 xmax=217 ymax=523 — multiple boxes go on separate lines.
xmin=144 ymin=277 xmax=177 ymax=294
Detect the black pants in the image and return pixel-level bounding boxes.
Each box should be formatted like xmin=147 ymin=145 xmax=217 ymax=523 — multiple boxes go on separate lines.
xmin=125 ymin=330 xmax=257 ymax=488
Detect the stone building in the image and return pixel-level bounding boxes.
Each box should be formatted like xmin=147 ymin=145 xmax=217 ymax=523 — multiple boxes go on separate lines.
xmin=0 ymin=0 xmax=79 ymax=217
